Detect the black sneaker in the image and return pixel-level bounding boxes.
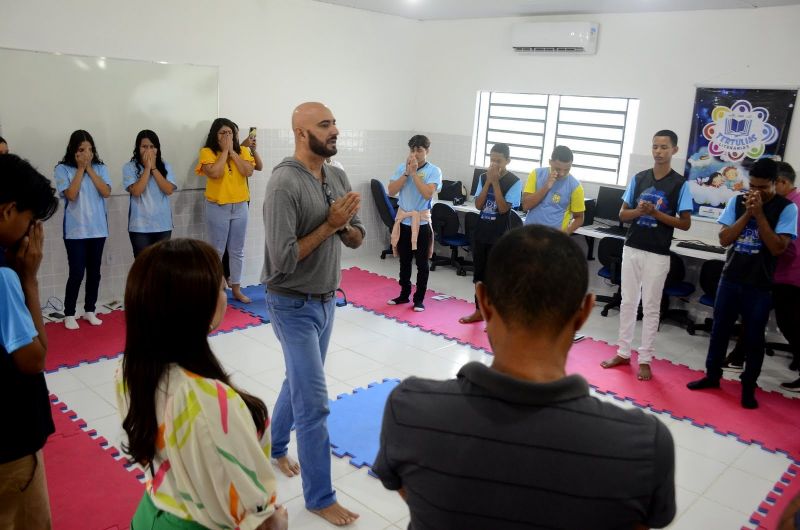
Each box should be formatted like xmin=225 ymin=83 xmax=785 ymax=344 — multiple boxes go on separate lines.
xmin=721 ymin=359 xmax=744 ymax=372
xmin=780 ymin=377 xmax=800 ymax=393
xmin=687 ymin=377 xmax=721 ymax=390
xmin=413 ymin=302 xmax=425 ymax=312
xmin=387 ymin=296 xmax=410 ymax=305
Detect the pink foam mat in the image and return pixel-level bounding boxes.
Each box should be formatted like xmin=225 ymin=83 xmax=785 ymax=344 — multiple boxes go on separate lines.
xmin=340 ymin=266 xmax=800 ymax=528
xmin=45 ymin=395 xmax=143 ymax=530
xmin=45 ymin=305 xmax=264 ymax=372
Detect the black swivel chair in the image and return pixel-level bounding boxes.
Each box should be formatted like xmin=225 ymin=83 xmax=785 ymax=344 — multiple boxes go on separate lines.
xmin=370 ymin=179 xmax=398 ymax=259
xmin=659 ymin=253 xmax=696 ymax=329
xmin=596 ymin=237 xmax=625 ymax=317
xmin=686 ymin=260 xmax=725 ymax=335
xmin=582 ymin=199 xmax=597 ymax=260
xmin=430 ymin=202 xmax=472 ymax=276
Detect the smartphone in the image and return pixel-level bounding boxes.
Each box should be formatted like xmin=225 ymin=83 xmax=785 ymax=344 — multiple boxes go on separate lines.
xmin=248 ymin=127 xmax=257 ymax=139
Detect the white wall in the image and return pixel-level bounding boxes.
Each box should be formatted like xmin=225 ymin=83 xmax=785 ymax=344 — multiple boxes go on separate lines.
xmin=412 ymin=5 xmax=800 ymax=192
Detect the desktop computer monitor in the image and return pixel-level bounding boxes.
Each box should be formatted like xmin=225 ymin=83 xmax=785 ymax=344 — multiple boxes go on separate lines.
xmin=594 ymin=185 xmax=625 ymax=224
xmin=470 ymin=168 xmax=486 ymax=197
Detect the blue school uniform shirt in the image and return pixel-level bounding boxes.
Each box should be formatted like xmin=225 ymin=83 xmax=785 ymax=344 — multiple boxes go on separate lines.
xmin=523 ymin=168 xmax=585 ymax=230
xmin=55 ymin=163 xmax=111 ymax=239
xmin=390 ymin=162 xmax=443 ymax=225
xmin=474 ymin=177 xmax=522 ymax=221
xmin=718 ymin=195 xmax=798 ymax=254
xmin=0 ymin=268 xmax=36 ymax=356
xmin=123 ymin=161 xmax=177 ymax=233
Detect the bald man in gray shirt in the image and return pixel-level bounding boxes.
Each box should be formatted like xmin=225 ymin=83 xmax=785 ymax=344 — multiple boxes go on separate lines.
xmin=262 ymin=102 xmax=365 ymax=526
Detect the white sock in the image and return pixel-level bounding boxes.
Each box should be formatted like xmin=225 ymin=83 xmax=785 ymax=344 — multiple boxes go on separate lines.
xmin=64 ymin=316 xmax=79 ymax=330
xmin=84 ymin=312 xmax=103 ymax=326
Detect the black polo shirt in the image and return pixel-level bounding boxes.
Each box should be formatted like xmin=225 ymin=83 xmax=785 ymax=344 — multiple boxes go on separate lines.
xmin=373 ymin=362 xmax=676 ymax=530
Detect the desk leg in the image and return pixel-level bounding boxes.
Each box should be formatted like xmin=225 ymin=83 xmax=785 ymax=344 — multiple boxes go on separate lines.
xmin=585 ymin=235 xmax=595 ymax=261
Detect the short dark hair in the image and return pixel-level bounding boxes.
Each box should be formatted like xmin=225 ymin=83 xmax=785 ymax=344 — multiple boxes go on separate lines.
xmin=654 ymin=130 xmax=678 ymax=147
xmin=776 ymin=161 xmax=796 ymax=184
xmin=408 ymin=135 xmax=431 ymax=150
xmin=0 ymin=154 xmax=58 ymax=221
xmin=551 ymin=145 xmax=573 ymax=163
xmin=484 ymin=225 xmax=588 ymax=331
xmin=0 ymin=136 xmax=6 ymax=145
xmin=204 ymin=118 xmax=243 ymax=154
xmin=749 ymin=158 xmax=778 ymax=182
xmin=490 ymin=143 xmax=511 ymax=160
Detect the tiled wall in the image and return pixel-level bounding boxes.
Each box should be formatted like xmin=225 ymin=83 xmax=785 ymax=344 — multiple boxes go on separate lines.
xmin=37 ymin=129 xmax=413 ymax=309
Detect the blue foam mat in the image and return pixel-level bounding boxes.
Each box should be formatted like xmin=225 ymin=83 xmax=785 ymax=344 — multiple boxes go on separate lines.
xmin=228 ymin=285 xmax=347 ymax=323
xmin=328 ymin=379 xmax=400 ymax=472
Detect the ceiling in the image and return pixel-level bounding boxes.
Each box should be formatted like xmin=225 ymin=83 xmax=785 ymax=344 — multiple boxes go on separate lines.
xmin=313 ymin=0 xmax=800 ymax=20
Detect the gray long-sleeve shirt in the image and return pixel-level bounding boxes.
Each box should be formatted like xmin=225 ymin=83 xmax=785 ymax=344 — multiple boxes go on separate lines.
xmin=261 ymin=157 xmax=364 ymax=294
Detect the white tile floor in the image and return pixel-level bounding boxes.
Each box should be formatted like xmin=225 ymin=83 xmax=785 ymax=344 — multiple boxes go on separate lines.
xmin=45 ymin=252 xmax=799 ymax=529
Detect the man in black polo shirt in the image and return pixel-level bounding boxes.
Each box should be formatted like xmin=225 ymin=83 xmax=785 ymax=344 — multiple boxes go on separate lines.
xmin=601 ymin=130 xmax=693 ymax=381
xmin=688 ymin=158 xmax=798 ymax=408
xmin=458 ymin=142 xmax=521 ymax=324
xmin=374 ymin=225 xmax=676 ymax=530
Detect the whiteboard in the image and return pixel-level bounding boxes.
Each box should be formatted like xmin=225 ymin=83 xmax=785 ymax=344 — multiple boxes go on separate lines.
xmin=0 ymin=47 xmax=218 ymax=193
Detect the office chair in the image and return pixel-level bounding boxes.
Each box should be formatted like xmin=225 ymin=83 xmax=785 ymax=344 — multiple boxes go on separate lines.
xmin=370 ymin=179 xmax=397 ymax=259
xmin=686 ymin=259 xmax=724 ymax=335
xmin=596 ymin=237 xmax=625 ymax=317
xmin=582 ymin=198 xmax=597 ymax=260
xmin=659 ymin=253 xmax=695 ymax=329
xmin=430 ymin=202 xmax=471 ymax=276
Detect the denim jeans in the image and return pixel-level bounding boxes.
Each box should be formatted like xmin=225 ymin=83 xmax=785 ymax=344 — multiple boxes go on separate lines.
xmin=706 ymin=279 xmax=772 ymax=386
xmin=63 ymin=237 xmax=105 ymax=316
xmin=266 ymin=291 xmax=336 ymax=510
xmin=205 ymin=201 xmax=248 ymax=284
xmin=129 ymin=231 xmax=171 ymax=258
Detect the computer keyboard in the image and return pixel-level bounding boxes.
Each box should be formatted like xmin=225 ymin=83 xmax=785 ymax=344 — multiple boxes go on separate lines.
xmin=595 ymin=225 xmax=627 ymax=236
xmin=676 ymin=241 xmax=727 ymax=254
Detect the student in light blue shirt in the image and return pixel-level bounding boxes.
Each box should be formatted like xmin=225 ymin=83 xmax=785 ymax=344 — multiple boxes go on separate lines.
xmin=387 ymin=135 xmax=443 ymax=312
xmin=54 ymin=130 xmax=111 ymax=330
xmin=123 ymin=130 xmax=177 ymax=257
xmin=0 ymin=154 xmax=59 ymax=528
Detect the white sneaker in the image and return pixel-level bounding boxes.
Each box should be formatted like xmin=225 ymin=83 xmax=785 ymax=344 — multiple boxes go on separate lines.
xmin=64 ymin=316 xmax=79 ymax=330
xmin=84 ymin=312 xmax=103 ymax=326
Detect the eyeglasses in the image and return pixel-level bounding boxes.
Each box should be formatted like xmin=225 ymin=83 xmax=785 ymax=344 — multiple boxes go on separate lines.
xmin=322 ymin=181 xmax=335 ymax=206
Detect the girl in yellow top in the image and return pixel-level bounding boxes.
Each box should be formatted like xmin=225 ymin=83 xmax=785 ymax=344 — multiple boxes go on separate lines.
xmin=196 ymin=118 xmax=255 ymax=303
xmin=117 ymin=238 xmax=287 ymax=530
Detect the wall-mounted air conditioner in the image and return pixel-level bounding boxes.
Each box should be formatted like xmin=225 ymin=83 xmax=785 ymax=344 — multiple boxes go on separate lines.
xmin=511 ymin=22 xmax=599 ymax=55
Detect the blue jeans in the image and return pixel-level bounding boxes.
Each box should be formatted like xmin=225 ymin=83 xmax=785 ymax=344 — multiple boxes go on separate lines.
xmin=266 ymin=291 xmax=336 ymax=510
xmin=706 ymin=279 xmax=772 ymax=386
xmin=205 ymin=201 xmax=248 ymax=284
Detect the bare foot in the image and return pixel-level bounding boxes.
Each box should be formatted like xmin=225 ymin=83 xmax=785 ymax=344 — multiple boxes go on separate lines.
xmin=458 ymin=310 xmax=483 ymax=324
xmin=232 ymin=287 xmax=252 ymax=304
xmin=311 ymin=502 xmax=359 ymax=526
xmin=600 ymin=355 xmax=630 ymax=369
xmin=638 ymin=364 xmax=652 ymax=381
xmin=274 ymin=456 xmax=300 ymax=477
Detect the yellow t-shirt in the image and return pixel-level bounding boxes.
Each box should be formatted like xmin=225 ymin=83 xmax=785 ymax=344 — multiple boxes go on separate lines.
xmin=523 ymin=168 xmax=585 ymax=231
xmin=195 ymin=147 xmax=254 ymax=204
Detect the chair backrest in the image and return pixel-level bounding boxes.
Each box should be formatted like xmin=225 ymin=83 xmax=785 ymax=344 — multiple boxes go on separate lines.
xmin=464 ymin=212 xmax=480 ymax=241
xmin=699 ymin=259 xmax=725 ymax=298
xmin=370 ymin=179 xmax=396 ymax=229
xmin=597 ymin=237 xmax=625 ymax=283
xmin=583 ymin=198 xmax=596 ymax=226
xmin=665 ymin=252 xmax=686 ymax=286
xmin=508 ymin=211 xmax=523 ymax=230
xmin=431 ymin=202 xmax=461 ymax=239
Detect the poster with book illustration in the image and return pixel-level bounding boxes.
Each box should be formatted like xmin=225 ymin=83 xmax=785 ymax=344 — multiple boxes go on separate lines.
xmin=684 ymin=87 xmax=796 ymax=218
